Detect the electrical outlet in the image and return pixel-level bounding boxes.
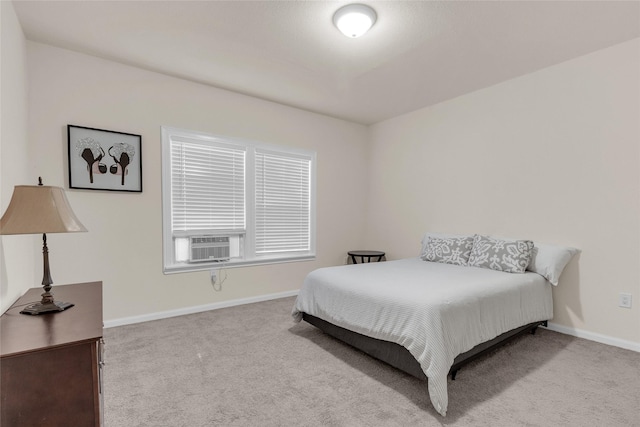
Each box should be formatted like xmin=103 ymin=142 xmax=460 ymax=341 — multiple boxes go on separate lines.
xmin=618 ymin=293 xmax=632 ymax=308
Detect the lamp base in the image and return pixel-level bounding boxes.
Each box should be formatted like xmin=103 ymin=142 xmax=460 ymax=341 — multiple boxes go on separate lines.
xmin=20 ymin=300 xmax=74 ymax=315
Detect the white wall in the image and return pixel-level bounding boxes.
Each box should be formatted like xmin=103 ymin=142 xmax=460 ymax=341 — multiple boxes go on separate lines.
xmin=5 ymin=11 xmax=639 ymax=347
xmin=0 ymin=1 xmax=35 ymax=313
xmin=25 ymin=42 xmax=369 ymax=321
xmin=366 ymin=39 xmax=640 ymax=345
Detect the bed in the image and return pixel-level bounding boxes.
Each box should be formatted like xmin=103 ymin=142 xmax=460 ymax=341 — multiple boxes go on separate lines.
xmin=292 ymin=234 xmax=578 ymax=416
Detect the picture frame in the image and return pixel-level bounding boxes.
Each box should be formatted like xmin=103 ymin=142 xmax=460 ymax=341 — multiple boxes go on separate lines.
xmin=68 ymin=125 xmax=142 ymax=192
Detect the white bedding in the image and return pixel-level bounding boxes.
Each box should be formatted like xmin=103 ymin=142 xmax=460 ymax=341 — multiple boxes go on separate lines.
xmin=292 ymin=258 xmax=553 ymax=416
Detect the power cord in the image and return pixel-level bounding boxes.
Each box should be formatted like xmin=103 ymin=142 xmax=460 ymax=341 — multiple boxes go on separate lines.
xmin=7 ymin=301 xmax=41 ymax=312
xmin=210 ymin=262 xmax=227 ymax=292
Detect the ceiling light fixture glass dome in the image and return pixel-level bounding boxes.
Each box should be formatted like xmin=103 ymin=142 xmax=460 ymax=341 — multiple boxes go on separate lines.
xmin=333 ymin=4 xmax=377 ymax=38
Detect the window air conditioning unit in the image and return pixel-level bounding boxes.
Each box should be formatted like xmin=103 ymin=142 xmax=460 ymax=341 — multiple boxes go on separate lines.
xmin=189 ymin=236 xmax=230 ymax=262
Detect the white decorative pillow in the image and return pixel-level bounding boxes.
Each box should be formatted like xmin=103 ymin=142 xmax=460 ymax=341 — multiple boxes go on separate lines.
xmin=527 ymin=243 xmax=579 ymax=285
xmin=468 ymin=235 xmax=534 ymax=274
xmin=423 ymin=236 xmax=474 ymax=266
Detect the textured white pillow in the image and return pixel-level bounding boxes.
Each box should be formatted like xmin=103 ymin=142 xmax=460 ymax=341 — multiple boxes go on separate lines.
xmin=527 ymin=243 xmax=580 ymax=286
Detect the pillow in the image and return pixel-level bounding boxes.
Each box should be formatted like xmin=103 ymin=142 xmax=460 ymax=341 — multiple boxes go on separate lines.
xmin=468 ymin=235 xmax=534 ymax=273
xmin=423 ymin=236 xmax=474 ymax=266
xmin=420 ymin=232 xmax=472 ymax=259
xmin=527 ymin=242 xmax=579 ymax=285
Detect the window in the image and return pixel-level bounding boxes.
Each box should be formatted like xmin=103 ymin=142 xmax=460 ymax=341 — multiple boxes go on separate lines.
xmin=161 ymin=127 xmax=316 ymax=273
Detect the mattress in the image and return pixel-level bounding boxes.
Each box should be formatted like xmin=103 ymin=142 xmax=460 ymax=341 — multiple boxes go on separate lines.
xmin=292 ymin=257 xmax=553 ymax=416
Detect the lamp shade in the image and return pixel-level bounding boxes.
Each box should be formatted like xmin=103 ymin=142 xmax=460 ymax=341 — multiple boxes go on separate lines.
xmin=0 ymin=185 xmax=87 ymax=235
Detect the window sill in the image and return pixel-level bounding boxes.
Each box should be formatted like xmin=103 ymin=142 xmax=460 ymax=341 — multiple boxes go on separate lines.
xmin=163 ymin=254 xmax=316 ymax=274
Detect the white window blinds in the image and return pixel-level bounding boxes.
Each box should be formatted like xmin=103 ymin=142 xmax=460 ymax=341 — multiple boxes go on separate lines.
xmin=171 ymin=139 xmax=246 ymax=233
xmin=162 ymin=126 xmax=315 ymax=272
xmin=255 ymin=150 xmax=311 ymax=254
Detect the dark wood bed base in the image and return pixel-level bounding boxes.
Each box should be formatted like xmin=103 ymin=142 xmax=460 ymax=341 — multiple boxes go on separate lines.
xmin=302 ymin=313 xmax=547 ymax=381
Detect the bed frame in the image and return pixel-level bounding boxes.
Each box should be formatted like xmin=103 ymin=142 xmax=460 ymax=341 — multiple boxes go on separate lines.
xmin=302 ymin=313 xmax=547 ymax=381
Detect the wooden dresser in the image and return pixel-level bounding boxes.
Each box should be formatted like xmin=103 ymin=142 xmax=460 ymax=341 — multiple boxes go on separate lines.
xmin=0 ymin=281 xmax=104 ymax=426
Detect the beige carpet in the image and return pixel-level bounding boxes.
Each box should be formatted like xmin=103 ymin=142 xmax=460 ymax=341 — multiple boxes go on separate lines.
xmin=103 ymin=297 xmax=640 ymax=426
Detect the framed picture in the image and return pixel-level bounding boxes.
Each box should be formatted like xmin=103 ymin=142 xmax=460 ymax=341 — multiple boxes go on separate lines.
xmin=68 ymin=125 xmax=142 ymax=192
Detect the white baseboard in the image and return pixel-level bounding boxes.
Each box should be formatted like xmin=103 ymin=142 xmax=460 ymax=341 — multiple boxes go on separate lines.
xmin=105 ymin=296 xmax=639 ymax=354
xmin=544 ymin=322 xmax=640 ymax=353
xmin=104 ymin=289 xmax=299 ymax=328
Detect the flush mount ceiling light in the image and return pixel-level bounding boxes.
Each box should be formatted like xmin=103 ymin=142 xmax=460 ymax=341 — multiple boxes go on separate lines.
xmin=333 ymin=4 xmax=377 ymax=38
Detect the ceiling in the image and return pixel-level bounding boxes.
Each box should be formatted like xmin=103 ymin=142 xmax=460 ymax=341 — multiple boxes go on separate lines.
xmin=12 ymin=1 xmax=640 ymax=125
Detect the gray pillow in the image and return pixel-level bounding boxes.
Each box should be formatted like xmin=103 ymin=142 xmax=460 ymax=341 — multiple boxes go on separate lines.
xmin=468 ymin=235 xmax=534 ymax=273
xmin=423 ymin=236 xmax=474 ymax=266
xmin=420 ymin=232 xmax=472 ymax=258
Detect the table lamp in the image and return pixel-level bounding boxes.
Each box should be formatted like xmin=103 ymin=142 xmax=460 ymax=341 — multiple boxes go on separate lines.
xmin=0 ymin=177 xmax=87 ymax=315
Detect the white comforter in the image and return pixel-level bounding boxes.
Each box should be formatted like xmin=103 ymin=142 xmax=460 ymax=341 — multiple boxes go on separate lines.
xmin=292 ymin=258 xmax=553 ymax=416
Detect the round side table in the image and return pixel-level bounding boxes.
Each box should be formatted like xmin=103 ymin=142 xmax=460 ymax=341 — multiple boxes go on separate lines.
xmin=348 ymin=250 xmax=385 ymax=264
